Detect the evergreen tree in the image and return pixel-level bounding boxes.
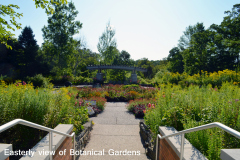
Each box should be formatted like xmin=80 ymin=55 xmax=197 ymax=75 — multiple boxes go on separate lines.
xmin=18 ymin=26 xmax=39 ymax=77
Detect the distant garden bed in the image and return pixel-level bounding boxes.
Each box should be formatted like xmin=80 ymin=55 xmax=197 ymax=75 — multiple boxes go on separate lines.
xmin=73 ymin=84 xmax=157 ymax=102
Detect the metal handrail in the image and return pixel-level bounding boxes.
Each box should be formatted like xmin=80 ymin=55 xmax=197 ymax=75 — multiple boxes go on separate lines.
xmin=0 ymin=119 xmax=76 ymax=160
xmin=156 ymin=122 xmax=240 ymax=160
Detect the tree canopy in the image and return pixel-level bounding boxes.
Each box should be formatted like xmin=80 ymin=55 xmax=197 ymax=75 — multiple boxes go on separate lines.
xmin=41 ymin=0 xmax=82 ymax=75
xmin=97 ymin=21 xmax=117 ymax=64
xmin=0 ymin=0 xmax=67 ymax=49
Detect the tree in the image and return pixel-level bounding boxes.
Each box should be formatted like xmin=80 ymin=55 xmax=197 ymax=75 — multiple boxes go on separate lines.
xmin=210 ymin=4 xmax=240 ymax=71
xmin=183 ymin=30 xmax=214 ymax=75
xmin=167 ymin=47 xmax=184 ymax=73
xmin=178 ymin=22 xmax=205 ymax=51
xmin=0 ymin=0 xmax=67 ymax=49
xmin=97 ymin=21 xmax=117 ymax=64
xmin=136 ymin=58 xmax=154 ymax=79
xmin=42 ymin=0 xmax=82 ymax=75
xmin=0 ymin=4 xmax=22 ymax=49
xmin=0 ymin=38 xmax=21 ymax=78
xmin=110 ymin=50 xmax=134 ymax=82
xmin=18 ymin=26 xmax=39 ymax=77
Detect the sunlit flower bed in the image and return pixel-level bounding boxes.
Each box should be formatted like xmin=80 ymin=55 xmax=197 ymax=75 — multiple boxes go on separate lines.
xmin=74 ymin=84 xmax=157 ymax=102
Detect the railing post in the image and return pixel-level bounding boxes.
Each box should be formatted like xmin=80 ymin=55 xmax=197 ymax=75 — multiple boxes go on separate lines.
xmin=180 ymin=133 xmax=185 ymax=160
xmin=73 ymin=133 xmax=76 ymax=160
xmin=49 ymin=131 xmax=53 ymax=160
xmin=156 ymin=134 xmax=159 ymax=160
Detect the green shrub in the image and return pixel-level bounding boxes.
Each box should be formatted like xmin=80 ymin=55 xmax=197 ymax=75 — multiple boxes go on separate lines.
xmin=26 ymin=74 xmax=52 ymax=88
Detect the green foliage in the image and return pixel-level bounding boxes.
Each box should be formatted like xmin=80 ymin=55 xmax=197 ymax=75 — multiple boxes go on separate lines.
xmin=41 ymin=0 xmax=82 ymax=75
xmin=18 ymin=26 xmax=40 ymax=77
xmin=167 ymin=47 xmax=184 ymax=73
xmin=34 ymin=0 xmax=67 ymax=15
xmin=0 ymin=4 xmax=23 ymax=49
xmin=108 ymin=50 xmax=134 ymax=82
xmin=0 ymin=0 xmax=67 ymax=49
xmin=153 ymin=69 xmax=240 ymax=88
xmin=135 ymin=58 xmax=154 ymax=79
xmin=0 ymin=75 xmax=7 ymax=80
xmin=26 ymin=74 xmax=52 ymax=88
xmin=170 ymin=4 xmax=240 ymax=74
xmin=97 ymin=21 xmax=117 ymax=64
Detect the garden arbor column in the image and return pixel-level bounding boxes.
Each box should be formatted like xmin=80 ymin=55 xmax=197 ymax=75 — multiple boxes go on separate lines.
xmin=131 ymin=68 xmax=137 ymax=83
xmin=96 ymin=67 xmax=104 ymax=81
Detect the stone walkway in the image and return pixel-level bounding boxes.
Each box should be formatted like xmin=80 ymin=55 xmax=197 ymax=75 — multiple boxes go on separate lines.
xmin=78 ymin=102 xmax=149 ymax=160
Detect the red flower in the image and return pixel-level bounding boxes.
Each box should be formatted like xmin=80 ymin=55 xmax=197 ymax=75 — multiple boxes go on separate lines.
xmin=148 ymin=103 xmax=151 ymax=108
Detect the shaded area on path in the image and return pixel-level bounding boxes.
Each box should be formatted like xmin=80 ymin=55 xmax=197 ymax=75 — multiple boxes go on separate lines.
xmin=78 ymin=102 xmax=150 ymax=160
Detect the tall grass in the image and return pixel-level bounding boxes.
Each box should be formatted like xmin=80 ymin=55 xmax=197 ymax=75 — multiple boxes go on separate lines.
xmin=0 ymin=80 xmax=88 ymax=158
xmin=154 ymin=69 xmax=240 ymax=87
xmin=144 ymin=82 xmax=240 ymax=160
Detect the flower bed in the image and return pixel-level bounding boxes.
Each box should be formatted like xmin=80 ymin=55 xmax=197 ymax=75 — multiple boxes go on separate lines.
xmin=74 ymin=84 xmax=157 ymax=102
xmin=127 ymin=98 xmax=157 ymax=118
xmin=69 ymin=89 xmax=107 ymax=114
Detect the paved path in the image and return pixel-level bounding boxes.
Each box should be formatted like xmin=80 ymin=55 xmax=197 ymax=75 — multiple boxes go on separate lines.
xmin=78 ymin=102 xmax=149 ymax=160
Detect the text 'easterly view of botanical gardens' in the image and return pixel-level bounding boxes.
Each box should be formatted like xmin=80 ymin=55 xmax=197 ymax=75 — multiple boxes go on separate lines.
xmin=1 ymin=1 xmax=240 ymax=160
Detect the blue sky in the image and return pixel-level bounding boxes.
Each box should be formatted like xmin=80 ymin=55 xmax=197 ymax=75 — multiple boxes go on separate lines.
xmin=1 ymin=0 xmax=239 ymax=60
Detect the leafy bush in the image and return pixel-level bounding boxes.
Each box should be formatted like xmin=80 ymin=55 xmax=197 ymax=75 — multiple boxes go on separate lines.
xmin=50 ymin=75 xmax=73 ymax=85
xmin=0 ymin=75 xmax=7 ymax=81
xmin=26 ymin=74 xmax=52 ymax=88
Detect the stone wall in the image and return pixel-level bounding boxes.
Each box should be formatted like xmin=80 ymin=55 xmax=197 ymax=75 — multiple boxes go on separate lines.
xmin=75 ymin=120 xmax=93 ymax=160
